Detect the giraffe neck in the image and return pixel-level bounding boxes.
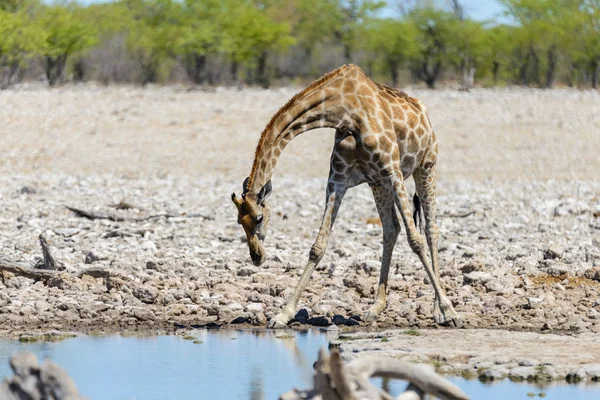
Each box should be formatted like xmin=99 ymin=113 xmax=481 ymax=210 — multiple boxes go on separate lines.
xmin=247 ymin=78 xmax=346 ymax=194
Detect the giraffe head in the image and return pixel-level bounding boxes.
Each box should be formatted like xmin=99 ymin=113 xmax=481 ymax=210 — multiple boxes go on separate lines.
xmin=231 ymin=178 xmax=272 ymax=266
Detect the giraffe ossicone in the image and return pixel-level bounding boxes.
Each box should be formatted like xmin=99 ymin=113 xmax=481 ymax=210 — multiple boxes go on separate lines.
xmin=231 ymin=64 xmax=462 ymax=328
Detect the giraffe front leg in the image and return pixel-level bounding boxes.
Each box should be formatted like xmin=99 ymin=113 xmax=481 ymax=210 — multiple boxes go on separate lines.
xmin=364 ymin=185 xmax=400 ymax=322
xmin=269 ymin=182 xmax=347 ymax=329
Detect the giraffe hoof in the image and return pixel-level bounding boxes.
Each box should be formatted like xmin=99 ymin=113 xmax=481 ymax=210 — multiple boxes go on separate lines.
xmin=446 ymin=317 xmax=463 ymax=329
xmin=434 ymin=314 xmax=463 ymax=328
xmin=268 ymin=313 xmax=290 ymax=329
xmin=364 ymin=312 xmax=379 ymax=322
xmin=364 ymin=308 xmax=383 ymax=322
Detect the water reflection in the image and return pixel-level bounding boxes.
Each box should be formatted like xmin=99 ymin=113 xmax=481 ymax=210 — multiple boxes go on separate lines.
xmin=249 ymin=367 xmax=264 ymax=400
xmin=0 ymin=330 xmax=599 ymax=400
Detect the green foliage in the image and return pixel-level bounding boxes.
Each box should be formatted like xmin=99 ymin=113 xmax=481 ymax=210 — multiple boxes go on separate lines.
xmin=123 ymin=0 xmax=183 ymax=84
xmin=560 ymin=0 xmax=600 ymax=87
xmin=361 ymin=18 xmax=418 ymax=85
xmin=290 ymin=0 xmax=340 ymax=53
xmin=174 ymin=0 xmax=221 ymax=83
xmin=334 ymin=0 xmax=386 ymax=62
xmin=482 ymin=24 xmax=514 ymax=83
xmin=220 ymin=1 xmax=294 ymax=62
xmin=217 ymin=0 xmax=295 ymax=86
xmin=500 ymin=0 xmax=578 ymax=87
xmin=0 ymin=0 xmax=598 ymax=88
xmin=0 ymin=9 xmax=43 ymax=87
xmin=407 ymin=6 xmax=457 ymax=88
xmin=0 ymin=0 xmax=23 ymax=12
xmin=34 ymin=4 xmax=98 ymax=85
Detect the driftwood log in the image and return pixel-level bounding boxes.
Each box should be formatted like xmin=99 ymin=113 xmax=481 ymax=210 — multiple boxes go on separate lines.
xmin=280 ymin=348 xmax=469 ymax=400
xmin=1 ymin=349 xmax=468 ymax=400
xmin=0 ymin=352 xmax=85 ymax=400
xmin=0 ymin=234 xmax=124 ymax=282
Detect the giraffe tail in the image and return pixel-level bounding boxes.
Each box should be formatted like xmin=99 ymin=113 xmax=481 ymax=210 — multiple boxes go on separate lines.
xmin=412 ymin=193 xmax=423 ymax=233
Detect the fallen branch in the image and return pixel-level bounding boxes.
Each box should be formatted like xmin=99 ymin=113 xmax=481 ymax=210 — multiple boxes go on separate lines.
xmin=66 ymin=206 xmax=128 ymax=222
xmin=1 ymin=236 xmax=122 ymax=283
xmin=34 ymin=234 xmax=62 ymax=270
xmin=0 ymin=257 xmax=61 ymax=281
xmin=441 ymin=210 xmax=476 ymax=218
xmin=77 ymin=266 xmax=124 ymax=279
xmin=0 ymin=257 xmax=123 ymax=282
xmin=66 ymin=206 xmax=213 ymax=222
xmin=280 ymin=348 xmax=469 ymax=400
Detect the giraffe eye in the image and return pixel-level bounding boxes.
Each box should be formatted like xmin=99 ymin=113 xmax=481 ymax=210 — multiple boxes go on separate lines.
xmin=256 ymin=214 xmax=263 ymax=224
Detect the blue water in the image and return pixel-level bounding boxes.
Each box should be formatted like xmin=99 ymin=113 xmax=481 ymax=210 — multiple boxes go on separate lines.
xmin=1 ymin=330 xmax=599 ymax=399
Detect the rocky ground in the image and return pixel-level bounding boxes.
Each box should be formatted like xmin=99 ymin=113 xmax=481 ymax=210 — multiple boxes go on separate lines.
xmin=0 ymin=84 xmax=599 ymax=337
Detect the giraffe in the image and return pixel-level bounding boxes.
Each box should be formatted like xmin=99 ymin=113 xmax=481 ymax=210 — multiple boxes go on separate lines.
xmin=231 ymin=64 xmax=461 ymax=328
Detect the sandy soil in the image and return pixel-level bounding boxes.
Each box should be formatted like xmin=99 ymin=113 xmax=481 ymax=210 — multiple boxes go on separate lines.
xmin=0 ymin=84 xmax=599 ymax=343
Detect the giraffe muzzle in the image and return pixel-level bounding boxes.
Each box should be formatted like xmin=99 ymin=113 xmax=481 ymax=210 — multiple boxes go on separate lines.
xmin=251 ymin=251 xmax=265 ymax=266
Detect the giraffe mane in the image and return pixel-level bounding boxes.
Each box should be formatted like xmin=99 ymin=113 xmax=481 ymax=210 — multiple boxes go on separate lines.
xmin=375 ymin=82 xmax=420 ymax=107
xmin=247 ymin=64 xmax=353 ymax=189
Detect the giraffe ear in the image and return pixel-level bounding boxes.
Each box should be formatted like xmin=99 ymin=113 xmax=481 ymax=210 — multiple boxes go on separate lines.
xmin=257 ymin=180 xmax=272 ymax=205
xmin=242 ymin=177 xmax=250 ymax=196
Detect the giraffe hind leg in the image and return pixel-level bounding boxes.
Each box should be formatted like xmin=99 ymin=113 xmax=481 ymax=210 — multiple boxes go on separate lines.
xmin=391 ymin=168 xmax=461 ymax=327
xmin=413 ymin=163 xmax=462 ymax=327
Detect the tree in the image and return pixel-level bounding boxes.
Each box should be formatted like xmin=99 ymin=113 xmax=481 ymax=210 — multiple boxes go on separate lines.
xmin=0 ymin=0 xmax=22 ymax=12
xmin=562 ymin=0 xmax=600 ymax=88
xmin=285 ymin=0 xmax=340 ymax=76
xmin=480 ymin=24 xmax=514 ymax=84
xmin=446 ymin=18 xmax=487 ymax=88
xmin=220 ymin=0 xmax=294 ymax=87
xmin=123 ymin=0 xmax=183 ymax=85
xmin=173 ymin=0 xmax=221 ymax=84
xmin=407 ymin=6 xmax=456 ymax=88
xmin=35 ymin=4 xmax=98 ymax=85
xmin=0 ymin=9 xmax=43 ymax=88
xmin=333 ymin=0 xmax=385 ymax=63
xmin=361 ymin=18 xmax=417 ymax=86
xmin=500 ymin=0 xmax=574 ymax=88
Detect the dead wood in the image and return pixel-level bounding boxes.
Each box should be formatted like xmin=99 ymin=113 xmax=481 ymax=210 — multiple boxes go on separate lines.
xmin=66 ymin=206 xmax=128 ymax=221
xmin=0 ymin=236 xmax=121 ymax=283
xmin=34 ymin=234 xmax=62 ymax=270
xmin=77 ymin=266 xmax=124 ymax=279
xmin=280 ymin=348 xmax=469 ymax=400
xmin=0 ymin=257 xmax=61 ymax=280
xmin=101 ymin=228 xmax=146 ymax=239
xmin=1 ymin=256 xmax=122 ymax=282
xmin=66 ymin=206 xmax=213 ymax=222
xmin=442 ymin=210 xmax=476 ymax=218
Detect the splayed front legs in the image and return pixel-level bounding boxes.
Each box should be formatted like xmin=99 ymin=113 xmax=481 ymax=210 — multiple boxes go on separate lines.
xmin=269 ymin=182 xmax=347 ymax=328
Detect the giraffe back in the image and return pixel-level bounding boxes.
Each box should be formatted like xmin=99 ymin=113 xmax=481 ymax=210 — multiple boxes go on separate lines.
xmin=337 ymin=65 xmax=437 ymax=179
